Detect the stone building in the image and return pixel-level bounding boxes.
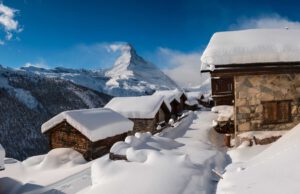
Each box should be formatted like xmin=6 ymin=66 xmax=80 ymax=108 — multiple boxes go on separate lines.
xmin=201 ymin=29 xmax=300 ymax=138
xmin=105 ymin=95 xmax=171 ymax=133
xmin=41 ymin=108 xmax=134 ymax=160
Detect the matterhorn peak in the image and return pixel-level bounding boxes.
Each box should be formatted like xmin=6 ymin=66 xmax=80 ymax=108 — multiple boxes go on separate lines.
xmin=105 ymin=43 xmax=146 ymax=79
xmin=108 ymin=43 xmax=136 ymax=56
xmin=104 ymin=43 xmax=178 ymax=95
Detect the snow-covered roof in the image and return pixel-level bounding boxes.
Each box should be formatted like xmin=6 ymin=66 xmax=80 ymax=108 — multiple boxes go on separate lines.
xmin=153 ymin=89 xmax=185 ymax=103
xmin=186 ymin=92 xmax=202 ymax=100
xmin=41 ymin=108 xmax=134 ymax=142
xmin=185 ymin=99 xmax=198 ymax=106
xmin=105 ymin=95 xmax=169 ymax=119
xmin=201 ymin=29 xmax=300 ymax=70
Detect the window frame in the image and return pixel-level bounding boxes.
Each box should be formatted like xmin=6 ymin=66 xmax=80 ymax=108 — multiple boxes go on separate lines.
xmin=262 ymin=100 xmax=292 ymax=125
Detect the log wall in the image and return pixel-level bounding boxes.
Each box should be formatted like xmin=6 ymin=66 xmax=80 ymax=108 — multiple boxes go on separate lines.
xmin=46 ymin=121 xmax=128 ymax=160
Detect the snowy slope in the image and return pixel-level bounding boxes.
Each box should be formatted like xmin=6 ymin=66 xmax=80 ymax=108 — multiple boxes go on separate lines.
xmin=21 ymin=44 xmax=179 ymax=97
xmin=217 ymin=123 xmax=300 ymax=194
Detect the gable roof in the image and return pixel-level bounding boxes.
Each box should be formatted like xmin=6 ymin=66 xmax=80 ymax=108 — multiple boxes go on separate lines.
xmin=105 ymin=95 xmax=169 ymax=119
xmin=153 ymin=89 xmax=186 ymax=102
xmin=201 ymin=29 xmax=300 ymax=71
xmin=41 ymin=108 xmax=134 ymax=142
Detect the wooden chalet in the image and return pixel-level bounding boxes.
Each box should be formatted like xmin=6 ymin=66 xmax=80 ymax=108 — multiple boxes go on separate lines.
xmin=178 ymin=92 xmax=188 ymax=112
xmin=153 ymin=90 xmax=187 ymax=116
xmin=201 ymin=29 xmax=300 ymax=139
xmin=41 ymin=108 xmax=134 ymax=161
xmin=105 ymin=95 xmax=171 ymax=134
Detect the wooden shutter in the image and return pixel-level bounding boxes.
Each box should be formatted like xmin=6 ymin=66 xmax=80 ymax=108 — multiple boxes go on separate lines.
xmin=277 ymin=101 xmax=291 ymax=123
xmin=263 ymin=101 xmax=277 ymax=124
xmin=262 ymin=100 xmax=291 ymax=124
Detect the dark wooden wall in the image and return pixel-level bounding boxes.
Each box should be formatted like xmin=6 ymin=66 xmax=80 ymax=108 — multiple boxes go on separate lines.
xmin=211 ymin=76 xmax=234 ymax=106
xmin=46 ymin=121 xmax=128 ymax=160
xmin=130 ymin=103 xmax=171 ymax=134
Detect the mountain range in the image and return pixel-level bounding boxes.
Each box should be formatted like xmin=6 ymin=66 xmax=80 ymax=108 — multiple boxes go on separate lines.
xmin=1 ymin=43 xmax=179 ymax=160
xmin=21 ymin=44 xmax=179 ymax=96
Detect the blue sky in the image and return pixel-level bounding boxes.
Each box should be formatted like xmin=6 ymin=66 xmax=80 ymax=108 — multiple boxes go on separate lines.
xmin=1 ymin=0 xmax=300 ymax=84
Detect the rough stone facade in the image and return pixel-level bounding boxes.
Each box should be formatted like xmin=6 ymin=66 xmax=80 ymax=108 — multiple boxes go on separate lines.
xmin=235 ymin=73 xmax=300 ymax=133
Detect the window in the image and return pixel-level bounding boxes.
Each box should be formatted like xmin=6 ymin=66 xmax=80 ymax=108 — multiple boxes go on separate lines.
xmin=212 ymin=77 xmax=233 ymax=95
xmin=262 ymin=100 xmax=291 ymax=124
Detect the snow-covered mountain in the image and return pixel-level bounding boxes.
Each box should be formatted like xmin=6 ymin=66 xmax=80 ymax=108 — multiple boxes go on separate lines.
xmin=104 ymin=44 xmax=179 ymax=96
xmin=0 ymin=66 xmax=111 ymax=160
xmin=21 ymin=43 xmax=179 ymax=96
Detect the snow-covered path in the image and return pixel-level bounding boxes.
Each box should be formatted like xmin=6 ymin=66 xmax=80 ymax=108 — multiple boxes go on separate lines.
xmin=1 ymin=111 xmax=229 ymax=194
xmin=78 ymin=111 xmax=229 ymax=194
xmin=23 ymin=168 xmax=92 ymax=194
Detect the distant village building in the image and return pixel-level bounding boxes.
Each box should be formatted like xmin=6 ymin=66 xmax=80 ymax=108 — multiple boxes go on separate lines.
xmin=185 ymin=92 xmax=201 ymax=110
xmin=41 ymin=108 xmax=134 ymax=161
xmin=153 ymin=89 xmax=187 ymax=115
xmin=201 ymin=29 xmax=300 ymax=138
xmin=0 ymin=144 xmax=5 ymax=170
xmin=105 ymin=95 xmax=171 ymax=133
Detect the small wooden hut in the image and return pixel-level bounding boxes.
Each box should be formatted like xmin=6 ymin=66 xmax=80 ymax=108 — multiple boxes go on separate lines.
xmin=153 ymin=89 xmax=187 ymax=116
xmin=105 ymin=95 xmax=171 ymax=134
xmin=177 ymin=92 xmax=188 ymax=112
xmin=41 ymin=108 xmax=134 ymax=161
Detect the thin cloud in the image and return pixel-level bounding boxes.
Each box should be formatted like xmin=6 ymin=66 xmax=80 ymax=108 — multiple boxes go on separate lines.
xmin=0 ymin=2 xmax=21 ymax=44
xmin=231 ymin=14 xmax=300 ymax=30
xmin=156 ymin=47 xmax=208 ymax=88
xmin=23 ymin=61 xmax=49 ymax=69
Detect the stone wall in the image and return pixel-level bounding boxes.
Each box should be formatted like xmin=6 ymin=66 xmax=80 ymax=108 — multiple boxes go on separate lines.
xmin=235 ymin=73 xmax=300 ymax=133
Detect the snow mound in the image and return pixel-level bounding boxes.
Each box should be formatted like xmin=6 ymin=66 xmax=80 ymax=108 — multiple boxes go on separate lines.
xmin=41 ymin=108 xmax=134 ymax=142
xmin=105 ymin=95 xmax=166 ymax=118
xmin=110 ymin=132 xmax=184 ymax=161
xmin=23 ymin=148 xmax=86 ymax=170
xmin=201 ymin=29 xmax=300 ymax=69
xmin=90 ymin=150 xmax=199 ymax=194
xmin=218 ymin=123 xmax=300 ymax=194
xmin=211 ymin=105 xmax=233 ymax=122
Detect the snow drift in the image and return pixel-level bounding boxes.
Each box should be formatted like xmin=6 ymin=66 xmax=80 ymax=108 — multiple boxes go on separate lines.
xmin=217 ymin=122 xmax=300 ymax=194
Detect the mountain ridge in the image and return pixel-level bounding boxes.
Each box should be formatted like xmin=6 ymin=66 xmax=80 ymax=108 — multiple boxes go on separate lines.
xmin=21 ymin=43 xmax=179 ymax=96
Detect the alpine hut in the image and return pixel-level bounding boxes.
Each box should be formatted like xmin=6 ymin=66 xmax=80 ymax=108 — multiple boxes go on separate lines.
xmin=153 ymin=89 xmax=187 ymax=116
xmin=201 ymin=29 xmax=300 ymax=141
xmin=105 ymin=95 xmax=171 ymax=133
xmin=41 ymin=108 xmax=134 ymax=160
